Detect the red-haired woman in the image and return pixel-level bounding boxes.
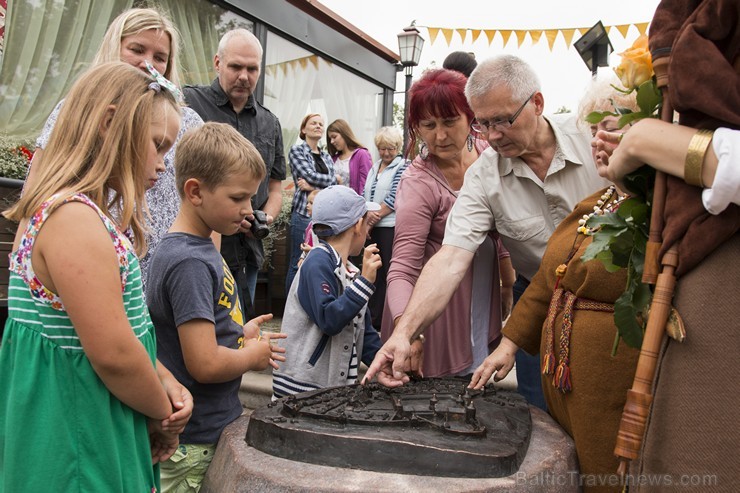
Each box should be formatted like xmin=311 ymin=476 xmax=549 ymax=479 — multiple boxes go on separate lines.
xmin=382 ymin=69 xmax=515 ymax=377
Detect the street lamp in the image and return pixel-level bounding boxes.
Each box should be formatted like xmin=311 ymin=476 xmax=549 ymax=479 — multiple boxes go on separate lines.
xmin=574 ymin=21 xmax=613 ymax=77
xmin=397 ymin=23 xmax=424 ymax=155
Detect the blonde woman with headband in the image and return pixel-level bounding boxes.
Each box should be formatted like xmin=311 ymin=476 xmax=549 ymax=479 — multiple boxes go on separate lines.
xmin=28 ymin=7 xmax=204 ymax=284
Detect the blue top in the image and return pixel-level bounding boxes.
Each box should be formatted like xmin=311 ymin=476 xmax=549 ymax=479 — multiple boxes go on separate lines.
xmin=363 ymin=155 xmax=409 ymax=228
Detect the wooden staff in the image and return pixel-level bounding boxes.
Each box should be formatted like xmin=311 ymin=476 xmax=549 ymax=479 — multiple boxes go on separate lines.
xmin=613 ymin=56 xmax=678 ymax=478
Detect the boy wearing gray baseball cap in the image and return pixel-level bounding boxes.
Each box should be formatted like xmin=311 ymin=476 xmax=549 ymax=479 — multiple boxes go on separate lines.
xmin=273 ymin=186 xmax=382 ymax=398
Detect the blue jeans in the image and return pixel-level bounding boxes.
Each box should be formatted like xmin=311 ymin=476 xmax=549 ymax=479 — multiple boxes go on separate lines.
xmin=285 ymin=212 xmax=311 ymax=295
xmin=513 ymin=275 xmax=547 ymax=411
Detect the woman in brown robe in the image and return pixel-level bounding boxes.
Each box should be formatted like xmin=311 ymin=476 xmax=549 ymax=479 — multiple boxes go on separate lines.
xmin=469 ymin=78 xmax=641 ymax=493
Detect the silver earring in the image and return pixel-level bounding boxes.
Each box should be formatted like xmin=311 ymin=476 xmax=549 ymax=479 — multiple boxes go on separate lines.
xmin=467 ymin=134 xmax=474 ymax=152
xmin=419 ymin=142 xmax=429 ymax=160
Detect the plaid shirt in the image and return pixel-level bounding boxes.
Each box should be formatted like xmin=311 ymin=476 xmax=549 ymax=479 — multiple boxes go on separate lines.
xmin=289 ymin=141 xmax=336 ymax=217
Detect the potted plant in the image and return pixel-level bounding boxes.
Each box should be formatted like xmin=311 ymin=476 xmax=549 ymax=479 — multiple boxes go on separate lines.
xmin=0 ymin=135 xmax=32 ymax=316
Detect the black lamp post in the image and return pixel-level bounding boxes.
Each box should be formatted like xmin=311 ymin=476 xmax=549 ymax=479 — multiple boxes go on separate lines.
xmin=397 ymin=23 xmax=424 ymax=155
xmin=575 ymin=21 xmax=613 ymax=77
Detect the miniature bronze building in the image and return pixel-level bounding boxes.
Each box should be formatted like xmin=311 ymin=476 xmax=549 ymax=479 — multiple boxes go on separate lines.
xmin=246 ymin=378 xmax=532 ymax=478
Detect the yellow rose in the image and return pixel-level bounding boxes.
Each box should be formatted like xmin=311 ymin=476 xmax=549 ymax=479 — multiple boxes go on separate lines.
xmin=614 ymin=35 xmax=653 ymax=90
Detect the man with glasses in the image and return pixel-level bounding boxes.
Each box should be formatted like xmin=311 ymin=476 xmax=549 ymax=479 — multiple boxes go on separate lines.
xmin=364 ymin=55 xmax=607 ymax=410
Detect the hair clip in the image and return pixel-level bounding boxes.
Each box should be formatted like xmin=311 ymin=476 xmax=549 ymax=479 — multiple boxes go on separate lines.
xmin=144 ymin=60 xmax=182 ymax=101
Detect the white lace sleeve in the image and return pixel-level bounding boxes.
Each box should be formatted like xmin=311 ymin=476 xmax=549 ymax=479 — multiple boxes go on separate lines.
xmin=701 ymin=128 xmax=740 ymax=215
xmin=35 ymin=100 xmax=65 ymax=150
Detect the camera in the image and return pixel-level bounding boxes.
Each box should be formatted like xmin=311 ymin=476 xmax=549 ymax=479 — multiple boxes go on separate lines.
xmin=250 ymin=210 xmax=270 ymax=240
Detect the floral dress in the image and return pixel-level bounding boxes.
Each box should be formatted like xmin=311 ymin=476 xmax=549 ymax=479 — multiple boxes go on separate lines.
xmin=0 ymin=193 xmax=160 ymax=492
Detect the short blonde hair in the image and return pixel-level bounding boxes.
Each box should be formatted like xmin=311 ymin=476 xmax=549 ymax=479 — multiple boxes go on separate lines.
xmin=374 ymin=126 xmax=403 ymax=150
xmin=577 ymin=75 xmax=639 ymax=129
xmin=93 ymin=8 xmax=182 ymax=88
xmin=175 ymin=122 xmax=266 ymax=197
xmin=6 ymin=62 xmax=181 ymax=256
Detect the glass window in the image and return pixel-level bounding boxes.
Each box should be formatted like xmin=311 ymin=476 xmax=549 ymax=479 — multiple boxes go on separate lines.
xmin=0 ymin=0 xmax=252 ymax=139
xmin=264 ymin=31 xmax=384 ymax=163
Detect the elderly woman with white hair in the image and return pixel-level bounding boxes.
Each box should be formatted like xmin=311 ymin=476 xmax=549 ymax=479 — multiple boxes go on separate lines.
xmin=363 ymin=126 xmax=409 ymax=328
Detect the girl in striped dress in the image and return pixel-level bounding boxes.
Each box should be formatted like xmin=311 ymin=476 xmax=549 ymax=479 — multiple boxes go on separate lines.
xmin=0 ymin=62 xmax=185 ymax=492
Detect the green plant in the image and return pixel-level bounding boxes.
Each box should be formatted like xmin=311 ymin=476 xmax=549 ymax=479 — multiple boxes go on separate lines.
xmin=582 ymin=34 xmax=661 ymax=351
xmin=0 ymin=135 xmax=34 ymax=180
xmin=261 ymin=189 xmax=292 ymax=270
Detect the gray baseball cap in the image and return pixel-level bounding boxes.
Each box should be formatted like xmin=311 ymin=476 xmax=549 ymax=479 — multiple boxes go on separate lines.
xmin=311 ymin=185 xmax=380 ymax=237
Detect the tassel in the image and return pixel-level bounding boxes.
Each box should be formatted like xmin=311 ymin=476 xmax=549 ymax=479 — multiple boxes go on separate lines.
xmin=554 ymin=360 xmax=572 ymax=392
xmin=542 ymin=351 xmax=556 ymax=375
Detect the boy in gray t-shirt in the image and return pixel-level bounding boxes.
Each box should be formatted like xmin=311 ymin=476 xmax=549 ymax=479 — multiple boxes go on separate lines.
xmin=146 ymin=123 xmax=286 ymax=491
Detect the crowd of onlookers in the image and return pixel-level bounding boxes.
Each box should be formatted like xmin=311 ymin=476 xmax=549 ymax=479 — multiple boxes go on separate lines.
xmin=2 ymin=4 xmax=739 ymax=493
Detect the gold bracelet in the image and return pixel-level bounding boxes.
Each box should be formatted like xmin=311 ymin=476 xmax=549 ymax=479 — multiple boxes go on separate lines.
xmin=684 ymin=129 xmax=714 ymax=187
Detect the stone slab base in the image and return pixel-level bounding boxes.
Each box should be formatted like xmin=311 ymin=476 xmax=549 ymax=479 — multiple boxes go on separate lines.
xmin=201 ymin=407 xmax=579 ymax=493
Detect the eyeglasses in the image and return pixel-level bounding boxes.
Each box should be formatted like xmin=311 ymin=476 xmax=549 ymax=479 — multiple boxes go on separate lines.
xmin=471 ymin=92 xmax=535 ymax=134
xmin=378 ymin=147 xmax=397 ymax=152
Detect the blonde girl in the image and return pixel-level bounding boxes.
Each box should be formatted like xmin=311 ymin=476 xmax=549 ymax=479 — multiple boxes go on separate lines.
xmin=1 ymin=62 xmax=185 ymax=492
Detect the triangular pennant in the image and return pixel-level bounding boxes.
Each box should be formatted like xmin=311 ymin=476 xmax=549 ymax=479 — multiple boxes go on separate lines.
xmin=309 ymin=55 xmax=319 ymax=70
xmin=561 ymin=28 xmax=576 ymax=48
xmin=456 ymin=28 xmax=467 ymax=43
xmin=299 ymin=57 xmax=308 ymax=69
xmin=441 ymin=28 xmax=454 ymax=46
xmin=484 ymin=29 xmax=497 ymax=45
xmin=427 ymin=27 xmax=441 ymax=45
xmin=635 ymin=22 xmax=649 ymax=35
xmin=545 ymin=29 xmax=558 ymax=51
xmin=499 ymin=29 xmax=512 ymax=46
xmin=280 ymin=63 xmax=288 ymax=76
xmin=515 ymin=30 xmax=527 ymax=47
xmin=530 ymin=30 xmax=543 ymax=45
xmin=470 ymin=29 xmax=482 ymax=43
xmin=616 ymin=24 xmax=631 ymax=38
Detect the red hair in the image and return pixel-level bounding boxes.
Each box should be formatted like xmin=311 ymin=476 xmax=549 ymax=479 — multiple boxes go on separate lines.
xmin=406 ymin=69 xmax=474 ymax=157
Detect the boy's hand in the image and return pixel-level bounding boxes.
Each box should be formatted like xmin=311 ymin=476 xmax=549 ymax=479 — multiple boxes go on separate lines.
xmin=243 ymin=313 xmax=273 ymax=340
xmin=260 ymin=331 xmax=287 ymax=370
xmin=361 ymin=243 xmax=382 ymax=284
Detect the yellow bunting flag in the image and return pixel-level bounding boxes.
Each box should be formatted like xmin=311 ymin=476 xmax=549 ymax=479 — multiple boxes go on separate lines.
xmin=615 ymin=24 xmax=631 ymax=38
xmin=561 ymin=28 xmax=577 ymax=48
xmin=423 ymin=22 xmax=651 ymax=52
xmin=428 ymin=27 xmax=441 ymax=45
xmin=441 ymin=28 xmax=454 ymax=45
xmin=545 ymin=29 xmax=558 ymax=50
xmin=635 ymin=22 xmax=649 ymax=35
xmin=484 ymin=29 xmax=497 ymax=45
xmin=514 ymin=30 xmax=527 ymax=48
xmin=499 ymin=29 xmax=513 ymax=46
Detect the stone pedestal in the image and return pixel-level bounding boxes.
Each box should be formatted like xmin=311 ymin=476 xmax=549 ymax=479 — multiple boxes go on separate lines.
xmin=201 ymin=407 xmax=580 ymax=493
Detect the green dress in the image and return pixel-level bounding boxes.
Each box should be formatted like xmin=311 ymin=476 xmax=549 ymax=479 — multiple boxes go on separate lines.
xmin=0 ymin=193 xmax=160 ymax=492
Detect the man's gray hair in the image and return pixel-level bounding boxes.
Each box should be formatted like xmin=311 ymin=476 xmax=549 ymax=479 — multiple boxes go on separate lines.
xmin=465 ymin=55 xmax=541 ymax=104
xmin=217 ymin=28 xmax=263 ymax=59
